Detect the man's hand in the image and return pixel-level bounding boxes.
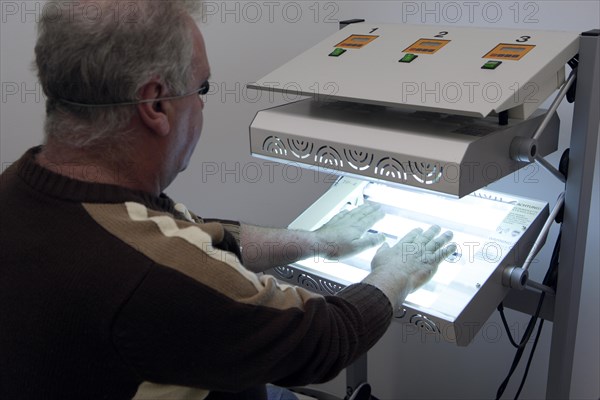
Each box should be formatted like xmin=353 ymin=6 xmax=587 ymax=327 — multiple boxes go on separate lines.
xmin=313 ymin=203 xmax=386 ymax=260
xmin=240 ymin=203 xmax=386 ymax=272
xmin=363 ymin=225 xmax=456 ymax=308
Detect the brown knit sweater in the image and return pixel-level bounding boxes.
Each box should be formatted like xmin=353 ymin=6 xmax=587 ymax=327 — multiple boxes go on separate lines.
xmin=0 ymin=147 xmax=392 ymax=400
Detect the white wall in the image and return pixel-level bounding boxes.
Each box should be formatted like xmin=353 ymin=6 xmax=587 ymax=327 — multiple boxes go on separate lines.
xmin=1 ymin=1 xmax=598 ymax=399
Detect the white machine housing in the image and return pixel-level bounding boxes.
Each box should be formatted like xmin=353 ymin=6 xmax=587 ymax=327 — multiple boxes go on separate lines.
xmin=250 ymin=99 xmax=559 ymax=197
xmin=249 ymin=23 xmax=577 ymax=195
xmin=248 ymin=23 xmax=579 ymax=118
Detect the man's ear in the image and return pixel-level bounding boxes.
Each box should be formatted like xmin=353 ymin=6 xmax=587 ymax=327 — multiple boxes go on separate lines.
xmin=136 ymin=81 xmax=171 ymax=136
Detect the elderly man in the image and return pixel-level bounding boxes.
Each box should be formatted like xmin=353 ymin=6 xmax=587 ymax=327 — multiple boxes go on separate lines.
xmin=0 ymin=1 xmax=454 ymax=399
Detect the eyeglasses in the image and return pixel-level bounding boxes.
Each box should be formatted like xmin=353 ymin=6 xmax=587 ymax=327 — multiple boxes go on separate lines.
xmin=57 ymin=80 xmax=211 ymax=108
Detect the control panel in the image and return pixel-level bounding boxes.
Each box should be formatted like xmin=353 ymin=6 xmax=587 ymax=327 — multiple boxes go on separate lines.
xmin=248 ymin=23 xmax=579 ymax=118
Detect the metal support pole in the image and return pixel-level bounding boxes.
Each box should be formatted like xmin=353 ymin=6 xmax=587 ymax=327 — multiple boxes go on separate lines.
xmin=345 ymin=354 xmax=368 ymax=399
xmin=532 ymin=70 xmax=577 ymax=141
xmin=535 ymin=154 xmax=566 ymax=183
xmin=522 ymin=193 xmax=565 ymax=272
xmin=546 ymin=30 xmax=600 ymax=399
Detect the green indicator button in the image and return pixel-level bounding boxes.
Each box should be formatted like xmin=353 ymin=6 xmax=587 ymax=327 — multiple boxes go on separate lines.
xmin=399 ymin=53 xmax=418 ymax=63
xmin=329 ymin=48 xmax=346 ymax=57
xmin=482 ymin=60 xmax=502 ymax=69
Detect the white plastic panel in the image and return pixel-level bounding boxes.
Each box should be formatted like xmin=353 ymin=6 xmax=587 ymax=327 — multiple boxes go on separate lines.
xmin=249 ymin=23 xmax=578 ymax=118
xmin=250 ymin=99 xmax=559 ymax=197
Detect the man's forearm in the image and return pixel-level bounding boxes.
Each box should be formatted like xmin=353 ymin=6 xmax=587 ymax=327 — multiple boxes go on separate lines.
xmin=240 ymin=223 xmax=320 ymax=273
xmin=239 ymin=204 xmax=386 ymax=273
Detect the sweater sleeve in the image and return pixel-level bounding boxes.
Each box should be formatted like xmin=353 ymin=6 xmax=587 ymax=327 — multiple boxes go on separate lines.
xmin=82 ymin=201 xmax=392 ymax=390
xmin=112 ymin=266 xmax=392 ymax=390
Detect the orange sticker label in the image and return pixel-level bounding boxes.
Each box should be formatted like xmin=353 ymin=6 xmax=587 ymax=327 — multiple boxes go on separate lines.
xmin=403 ymin=38 xmax=450 ymax=54
xmin=335 ymin=35 xmax=379 ymax=49
xmin=483 ymin=43 xmax=535 ymax=60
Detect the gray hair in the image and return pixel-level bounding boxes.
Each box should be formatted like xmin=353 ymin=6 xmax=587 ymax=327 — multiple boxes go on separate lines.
xmin=35 ymin=0 xmax=202 ymax=151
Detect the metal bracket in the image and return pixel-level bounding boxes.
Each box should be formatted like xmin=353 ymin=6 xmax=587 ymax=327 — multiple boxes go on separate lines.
xmin=510 ymin=70 xmax=577 ymax=183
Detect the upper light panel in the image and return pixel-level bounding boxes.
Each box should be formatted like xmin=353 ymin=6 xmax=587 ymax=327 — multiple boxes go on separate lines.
xmin=248 ymin=23 xmax=579 ymax=118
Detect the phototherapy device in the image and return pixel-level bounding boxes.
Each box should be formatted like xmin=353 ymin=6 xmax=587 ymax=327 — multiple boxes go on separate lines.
xmin=248 ymin=22 xmax=599 ymax=400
